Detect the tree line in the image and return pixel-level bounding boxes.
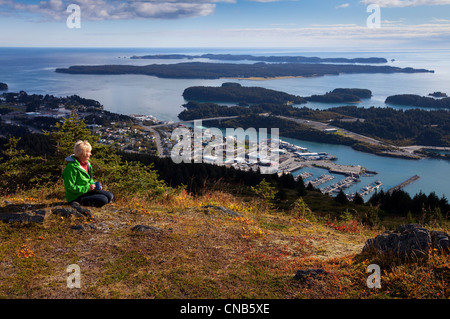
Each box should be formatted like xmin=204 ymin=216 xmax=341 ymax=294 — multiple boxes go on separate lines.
xmin=367 ymin=189 xmax=449 ymax=224
xmin=118 ymin=151 xmax=307 ymax=198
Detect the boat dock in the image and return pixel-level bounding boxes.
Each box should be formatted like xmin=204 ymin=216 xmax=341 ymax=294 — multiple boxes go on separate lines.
xmin=387 ymin=175 xmax=420 ymax=194
xmin=309 ymin=174 xmax=335 ymax=188
xmin=321 ymin=175 xmax=360 ymax=195
xmin=347 ymin=180 xmax=383 ymax=200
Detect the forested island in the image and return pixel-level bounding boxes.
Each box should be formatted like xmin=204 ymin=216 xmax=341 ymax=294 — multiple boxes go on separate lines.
xmin=130 ymin=53 xmax=388 ymax=64
xmin=385 ymin=94 xmax=450 ymax=109
xmin=183 ymin=82 xmax=306 ymax=104
xmin=55 ymin=62 xmax=433 ymax=80
xmin=305 ymin=88 xmax=372 ymax=103
xmin=0 ymin=82 xmax=8 ymax=90
xmin=183 ymin=84 xmax=371 ymax=104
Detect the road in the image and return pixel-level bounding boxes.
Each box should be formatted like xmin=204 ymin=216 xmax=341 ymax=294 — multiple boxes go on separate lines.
xmin=146 ymin=126 xmax=165 ymax=157
xmin=274 ymin=115 xmax=428 ymax=159
xmin=399 ymin=145 xmax=450 ymax=153
xmin=275 ymin=115 xmax=388 ymax=147
xmin=148 ymin=115 xmax=240 ymax=128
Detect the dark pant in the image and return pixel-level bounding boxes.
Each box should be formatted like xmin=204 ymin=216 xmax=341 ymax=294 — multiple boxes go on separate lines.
xmin=72 ymin=190 xmax=114 ymax=207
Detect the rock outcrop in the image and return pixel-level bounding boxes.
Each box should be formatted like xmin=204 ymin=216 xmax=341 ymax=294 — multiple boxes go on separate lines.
xmin=0 ymin=202 xmax=92 ymax=223
xmin=294 ymin=269 xmax=326 ymax=281
xmin=362 ymin=224 xmax=450 ymax=257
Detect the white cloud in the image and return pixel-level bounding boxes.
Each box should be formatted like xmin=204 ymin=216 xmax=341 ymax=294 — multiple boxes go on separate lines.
xmin=0 ymin=0 xmax=235 ymax=20
xmin=336 ymin=3 xmax=350 ymax=9
xmin=247 ymin=0 xmax=284 ymax=2
xmin=210 ymin=22 xmax=450 ymax=48
xmin=431 ymin=17 xmax=450 ymax=22
xmin=360 ymin=0 xmax=450 ymax=7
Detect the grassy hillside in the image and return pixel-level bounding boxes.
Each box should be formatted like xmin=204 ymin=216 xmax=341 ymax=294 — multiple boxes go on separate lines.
xmin=0 ymin=185 xmax=448 ymax=299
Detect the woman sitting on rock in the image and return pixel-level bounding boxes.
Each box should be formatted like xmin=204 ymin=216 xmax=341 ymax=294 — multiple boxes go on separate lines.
xmin=62 ymin=140 xmax=113 ymax=208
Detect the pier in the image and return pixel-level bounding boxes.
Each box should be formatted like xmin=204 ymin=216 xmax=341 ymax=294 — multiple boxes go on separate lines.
xmin=321 ymin=175 xmax=360 ymax=196
xmin=387 ymin=175 xmax=420 ymax=194
xmin=309 ymin=174 xmax=335 ymax=188
xmin=346 ymin=180 xmax=383 ymax=200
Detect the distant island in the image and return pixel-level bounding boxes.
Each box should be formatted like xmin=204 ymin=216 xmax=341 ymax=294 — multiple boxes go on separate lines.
xmin=130 ymin=53 xmax=389 ymax=64
xmin=55 ymin=62 xmax=433 ymax=80
xmin=183 ymin=82 xmax=306 ymax=104
xmin=0 ymin=82 xmax=8 ymax=90
xmin=385 ymin=94 xmax=450 ymax=109
xmin=305 ymin=88 xmax=372 ymax=103
xmin=428 ymin=92 xmax=447 ymax=98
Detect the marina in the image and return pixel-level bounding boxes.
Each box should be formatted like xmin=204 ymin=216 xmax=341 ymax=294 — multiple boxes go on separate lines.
xmin=266 ymin=138 xmax=389 ymax=200
xmin=321 ymin=175 xmax=361 ymax=196
xmin=309 ymin=174 xmax=335 ymax=188
xmin=346 ymin=180 xmax=383 ymax=201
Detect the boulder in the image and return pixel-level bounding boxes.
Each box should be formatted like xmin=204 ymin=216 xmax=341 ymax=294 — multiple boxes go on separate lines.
xmin=131 ymin=224 xmax=163 ymax=233
xmin=362 ymin=224 xmax=450 ymax=257
xmin=0 ymin=209 xmax=47 ymax=223
xmin=200 ymin=205 xmax=242 ymax=217
xmin=294 ymin=268 xmax=325 ymax=280
xmin=52 ymin=203 xmax=93 ymax=219
xmin=52 ymin=207 xmax=84 ymax=218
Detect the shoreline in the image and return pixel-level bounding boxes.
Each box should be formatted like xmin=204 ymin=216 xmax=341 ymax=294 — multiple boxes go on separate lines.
xmin=221 ymin=75 xmax=307 ymax=81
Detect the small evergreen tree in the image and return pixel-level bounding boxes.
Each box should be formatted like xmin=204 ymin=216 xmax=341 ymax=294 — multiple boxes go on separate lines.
xmin=339 ymin=208 xmax=353 ymax=222
xmin=293 ymin=197 xmax=315 ymax=221
xmin=46 ymin=111 xmax=93 ymax=158
xmin=353 ymin=192 xmax=365 ymax=205
xmin=335 ymin=189 xmax=348 ymax=204
xmin=0 ymin=137 xmax=53 ymax=193
xmin=251 ymin=178 xmax=278 ymax=212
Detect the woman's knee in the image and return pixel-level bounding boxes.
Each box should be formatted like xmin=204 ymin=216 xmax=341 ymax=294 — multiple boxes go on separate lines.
xmin=81 ymin=195 xmax=109 ymax=207
xmin=99 ymin=190 xmax=113 ymax=202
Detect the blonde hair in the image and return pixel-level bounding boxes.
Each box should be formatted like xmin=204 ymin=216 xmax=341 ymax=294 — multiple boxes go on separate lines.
xmin=73 ymin=140 xmax=92 ymax=157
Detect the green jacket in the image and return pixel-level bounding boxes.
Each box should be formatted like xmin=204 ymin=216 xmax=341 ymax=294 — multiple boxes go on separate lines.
xmin=62 ymin=155 xmax=95 ymax=202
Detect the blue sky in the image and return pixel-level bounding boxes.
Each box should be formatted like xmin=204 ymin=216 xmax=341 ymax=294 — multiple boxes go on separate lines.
xmin=1 ymin=0 xmax=450 ymax=49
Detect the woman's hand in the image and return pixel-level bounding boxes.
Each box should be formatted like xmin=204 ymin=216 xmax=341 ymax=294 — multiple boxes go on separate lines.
xmin=89 ymin=184 xmax=96 ymax=191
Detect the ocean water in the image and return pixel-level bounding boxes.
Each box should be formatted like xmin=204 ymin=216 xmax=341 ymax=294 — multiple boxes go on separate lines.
xmin=0 ymin=47 xmax=449 ymax=200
